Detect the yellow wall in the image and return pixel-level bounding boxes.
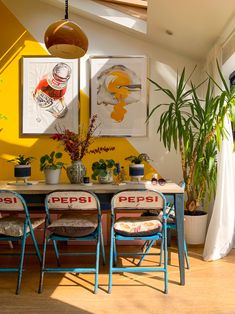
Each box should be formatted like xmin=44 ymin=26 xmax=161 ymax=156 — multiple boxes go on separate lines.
xmin=0 ymin=2 xmax=157 ymax=182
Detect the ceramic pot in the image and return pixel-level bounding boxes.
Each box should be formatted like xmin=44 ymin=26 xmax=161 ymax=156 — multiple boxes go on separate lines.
xmin=14 ymin=165 xmax=31 ymax=182
xmin=129 ymin=163 xmax=144 ymax=182
xmin=44 ymin=168 xmax=61 ymax=185
xmin=184 ymin=211 xmax=208 ymax=244
xmin=66 ymin=160 xmax=86 ymax=184
xmin=98 ymin=170 xmax=113 ymax=184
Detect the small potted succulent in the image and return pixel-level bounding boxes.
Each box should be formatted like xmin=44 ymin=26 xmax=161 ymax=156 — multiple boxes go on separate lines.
xmin=40 ymin=151 xmax=64 ymax=184
xmin=8 ymin=154 xmax=35 ymax=183
xmin=91 ymin=159 xmax=118 ymax=184
xmin=125 ymin=153 xmax=151 ymax=181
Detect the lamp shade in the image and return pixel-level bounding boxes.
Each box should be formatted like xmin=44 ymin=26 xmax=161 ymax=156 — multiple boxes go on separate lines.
xmin=44 ymin=20 xmax=88 ymax=59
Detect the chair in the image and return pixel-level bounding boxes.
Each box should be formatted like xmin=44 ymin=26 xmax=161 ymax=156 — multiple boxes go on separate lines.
xmin=108 ymin=189 xmax=168 ymax=294
xmin=140 ymin=203 xmax=190 ymax=269
xmin=159 ymin=203 xmax=190 ymax=269
xmin=0 ymin=190 xmax=42 ymax=294
xmin=38 ymin=190 xmax=106 ymax=294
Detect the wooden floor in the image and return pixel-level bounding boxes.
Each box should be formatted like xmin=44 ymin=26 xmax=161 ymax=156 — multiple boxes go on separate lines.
xmin=0 ymin=243 xmax=234 ymax=314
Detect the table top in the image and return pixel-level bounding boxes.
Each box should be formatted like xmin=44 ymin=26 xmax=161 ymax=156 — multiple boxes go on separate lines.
xmin=0 ymin=181 xmax=184 ymax=194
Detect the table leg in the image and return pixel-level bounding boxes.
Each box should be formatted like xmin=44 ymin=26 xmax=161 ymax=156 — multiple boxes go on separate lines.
xmin=175 ymin=193 xmax=185 ymax=285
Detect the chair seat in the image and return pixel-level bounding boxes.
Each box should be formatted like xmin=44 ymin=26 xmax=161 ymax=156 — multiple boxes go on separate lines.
xmin=47 ymin=213 xmax=98 ymax=237
xmin=0 ymin=216 xmax=44 ymax=237
xmin=114 ymin=216 xmax=162 ymax=237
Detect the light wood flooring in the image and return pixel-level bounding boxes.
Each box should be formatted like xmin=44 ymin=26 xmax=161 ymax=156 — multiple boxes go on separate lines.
xmin=0 ymin=242 xmax=234 ymax=314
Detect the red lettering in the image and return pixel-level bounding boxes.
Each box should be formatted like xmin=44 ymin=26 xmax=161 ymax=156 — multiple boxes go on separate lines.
xmin=79 ymin=197 xmax=86 ymax=203
xmin=69 ymin=197 xmax=77 ymax=203
xmin=128 ymin=197 xmax=135 ymax=203
xmin=0 ymin=197 xmax=15 ymax=204
xmin=51 ymin=197 xmax=60 ymax=203
xmin=119 ymin=196 xmax=127 ymax=202
xmin=146 ymin=196 xmax=153 ymax=202
xmin=87 ymin=197 xmax=91 ymax=203
xmin=61 ymin=197 xmax=68 ymax=204
xmin=137 ymin=196 xmax=144 ymax=202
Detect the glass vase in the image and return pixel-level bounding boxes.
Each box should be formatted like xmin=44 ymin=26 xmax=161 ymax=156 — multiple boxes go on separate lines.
xmin=66 ymin=160 xmax=86 ymax=184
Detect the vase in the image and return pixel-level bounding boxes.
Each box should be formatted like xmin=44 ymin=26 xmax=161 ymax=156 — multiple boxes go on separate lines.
xmin=66 ymin=160 xmax=86 ymax=184
xmin=98 ymin=170 xmax=113 ymax=184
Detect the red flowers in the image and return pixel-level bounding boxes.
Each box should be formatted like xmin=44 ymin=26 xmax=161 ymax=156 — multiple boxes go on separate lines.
xmin=51 ymin=115 xmax=98 ymax=162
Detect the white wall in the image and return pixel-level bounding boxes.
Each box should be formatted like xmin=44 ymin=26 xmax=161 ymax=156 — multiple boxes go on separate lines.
xmin=3 ymin=0 xmax=200 ymax=183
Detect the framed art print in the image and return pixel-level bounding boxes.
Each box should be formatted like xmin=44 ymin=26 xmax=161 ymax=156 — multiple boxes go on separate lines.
xmin=22 ymin=57 xmax=79 ymax=135
xmin=90 ymin=56 xmax=148 ymax=137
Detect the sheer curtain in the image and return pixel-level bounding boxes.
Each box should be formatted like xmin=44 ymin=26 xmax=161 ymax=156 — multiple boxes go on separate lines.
xmin=203 ymin=42 xmax=235 ymax=261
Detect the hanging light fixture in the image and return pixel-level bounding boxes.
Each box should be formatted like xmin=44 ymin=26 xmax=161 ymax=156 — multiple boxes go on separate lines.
xmin=44 ymin=0 xmax=88 ymax=59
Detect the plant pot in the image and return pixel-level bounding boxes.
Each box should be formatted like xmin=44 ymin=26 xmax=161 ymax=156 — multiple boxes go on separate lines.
xmin=66 ymin=160 xmax=86 ymax=184
xmin=98 ymin=170 xmax=113 ymax=184
xmin=14 ymin=165 xmax=31 ymax=182
xmin=129 ymin=164 xmax=144 ymax=182
xmin=184 ymin=210 xmax=208 ymax=244
xmin=44 ymin=168 xmax=61 ymax=185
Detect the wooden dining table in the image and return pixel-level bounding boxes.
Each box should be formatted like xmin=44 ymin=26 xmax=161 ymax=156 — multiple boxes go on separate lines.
xmin=0 ymin=180 xmax=185 ymax=285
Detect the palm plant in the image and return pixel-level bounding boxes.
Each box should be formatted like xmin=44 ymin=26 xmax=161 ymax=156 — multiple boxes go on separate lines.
xmin=148 ymin=65 xmax=235 ymax=214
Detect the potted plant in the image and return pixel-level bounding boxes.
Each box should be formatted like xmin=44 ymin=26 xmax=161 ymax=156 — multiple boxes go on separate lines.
xmin=8 ymin=154 xmax=35 ymax=183
xmin=40 ymin=151 xmax=64 ymax=184
xmin=125 ymin=153 xmax=151 ymax=182
xmin=148 ymin=66 xmax=235 ymax=244
xmin=91 ymin=159 xmax=118 ymax=183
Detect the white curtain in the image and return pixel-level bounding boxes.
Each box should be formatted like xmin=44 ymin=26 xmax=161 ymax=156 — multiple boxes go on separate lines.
xmin=203 ymin=44 xmax=235 ymax=261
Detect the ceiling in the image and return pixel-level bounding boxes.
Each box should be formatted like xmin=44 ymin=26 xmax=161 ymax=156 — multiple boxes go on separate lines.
xmin=148 ymin=0 xmax=235 ymax=61
xmin=40 ymin=0 xmax=235 ymax=61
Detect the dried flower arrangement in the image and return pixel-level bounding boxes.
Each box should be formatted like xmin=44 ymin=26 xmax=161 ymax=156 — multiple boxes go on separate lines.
xmin=51 ymin=115 xmax=98 ymax=161
xmin=51 ymin=115 xmax=115 ymax=161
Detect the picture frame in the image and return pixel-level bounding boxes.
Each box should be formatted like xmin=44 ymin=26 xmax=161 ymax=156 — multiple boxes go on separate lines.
xmin=90 ymin=56 xmax=148 ymax=137
xmin=22 ymin=57 xmax=79 ymax=135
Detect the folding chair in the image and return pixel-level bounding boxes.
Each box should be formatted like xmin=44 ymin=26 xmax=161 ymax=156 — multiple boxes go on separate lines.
xmin=38 ymin=190 xmax=105 ymax=294
xmin=108 ymin=189 xmax=168 ymax=294
xmin=0 ymin=190 xmax=42 ymax=294
xmin=159 ymin=203 xmax=190 ymax=269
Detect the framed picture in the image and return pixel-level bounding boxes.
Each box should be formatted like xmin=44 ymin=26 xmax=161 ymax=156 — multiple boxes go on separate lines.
xmin=90 ymin=56 xmax=148 ymax=137
xmin=22 ymin=57 xmax=79 ymax=135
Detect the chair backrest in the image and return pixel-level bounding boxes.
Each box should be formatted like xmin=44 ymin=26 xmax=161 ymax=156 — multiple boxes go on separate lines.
xmin=45 ymin=190 xmax=101 ymax=215
xmin=0 ymin=190 xmax=28 ymax=213
xmin=111 ymin=189 xmax=166 ymax=215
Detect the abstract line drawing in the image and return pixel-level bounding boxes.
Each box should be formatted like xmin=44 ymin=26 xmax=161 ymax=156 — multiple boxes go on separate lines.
xmin=90 ymin=56 xmax=147 ymax=137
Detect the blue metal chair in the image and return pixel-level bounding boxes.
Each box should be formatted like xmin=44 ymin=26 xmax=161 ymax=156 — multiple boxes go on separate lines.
xmin=108 ymin=189 xmax=168 ymax=294
xmin=159 ymin=203 xmax=190 ymax=269
xmin=38 ymin=190 xmax=105 ymax=294
xmin=0 ymin=190 xmax=42 ymax=294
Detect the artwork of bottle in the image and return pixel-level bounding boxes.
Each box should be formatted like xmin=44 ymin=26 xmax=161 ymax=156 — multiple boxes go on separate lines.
xmin=33 ymin=62 xmax=71 ymax=119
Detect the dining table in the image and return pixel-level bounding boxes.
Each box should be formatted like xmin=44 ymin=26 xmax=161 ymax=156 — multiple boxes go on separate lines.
xmin=0 ymin=180 xmax=185 ymax=285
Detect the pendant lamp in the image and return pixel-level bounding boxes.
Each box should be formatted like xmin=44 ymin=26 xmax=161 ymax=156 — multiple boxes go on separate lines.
xmin=44 ymin=0 xmax=88 ymax=59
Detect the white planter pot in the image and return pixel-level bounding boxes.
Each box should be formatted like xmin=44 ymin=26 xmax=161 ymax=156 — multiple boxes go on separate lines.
xmin=184 ymin=212 xmax=208 ymax=244
xmin=44 ymin=168 xmax=61 ymax=185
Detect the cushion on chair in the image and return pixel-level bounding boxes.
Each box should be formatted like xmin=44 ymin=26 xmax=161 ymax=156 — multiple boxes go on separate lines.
xmin=142 ymin=206 xmax=175 ymax=224
xmin=0 ymin=216 xmax=44 ymax=237
xmin=114 ymin=216 xmax=162 ymax=236
xmin=47 ymin=213 xmax=98 ymax=237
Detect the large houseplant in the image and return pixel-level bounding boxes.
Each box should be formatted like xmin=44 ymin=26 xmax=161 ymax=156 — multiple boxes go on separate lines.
xmin=148 ymin=66 xmax=235 ymax=243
